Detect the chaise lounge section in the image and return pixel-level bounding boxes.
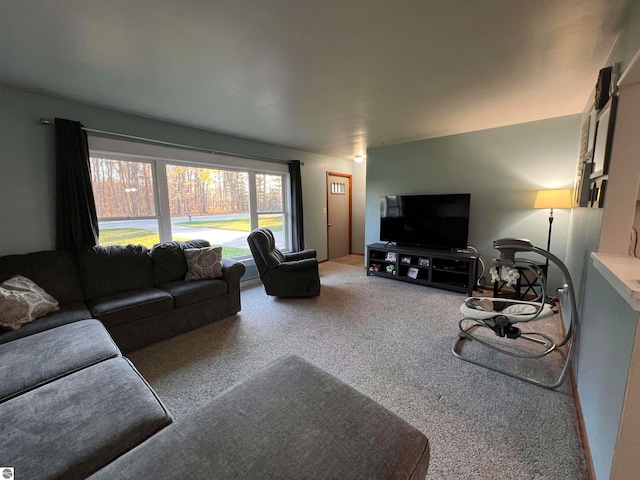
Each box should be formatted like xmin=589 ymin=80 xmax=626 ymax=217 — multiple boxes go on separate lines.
xmin=0 ymin=320 xmax=430 ymax=479
xmin=89 ymin=354 xmax=431 ymax=480
xmin=0 ymin=320 xmax=173 ymax=480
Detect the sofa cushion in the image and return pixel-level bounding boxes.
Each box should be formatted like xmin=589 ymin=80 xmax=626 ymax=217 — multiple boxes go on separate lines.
xmin=0 ymin=319 xmax=120 ymax=402
xmin=0 ymin=302 xmax=92 ymax=345
xmin=78 ymin=245 xmax=154 ymax=299
xmin=87 ymin=355 xmax=430 ymax=480
xmin=150 ymin=240 xmax=210 ymax=285
xmin=0 ymin=357 xmax=172 ymax=480
xmin=0 ymin=250 xmax=84 ymax=304
xmin=158 ymin=279 xmax=228 ymax=308
xmin=0 ymin=275 xmax=60 ymax=330
xmin=87 ymin=288 xmax=173 ymax=328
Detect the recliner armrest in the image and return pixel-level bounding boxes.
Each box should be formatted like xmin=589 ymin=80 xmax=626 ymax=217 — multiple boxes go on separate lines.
xmin=283 ymin=249 xmax=317 ymax=262
xmin=277 ymin=258 xmax=318 ymax=272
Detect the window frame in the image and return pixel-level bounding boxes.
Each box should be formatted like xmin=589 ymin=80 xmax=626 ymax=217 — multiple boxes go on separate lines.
xmin=254 ymin=171 xmax=290 ymax=250
xmin=89 ymin=142 xmax=292 ymax=258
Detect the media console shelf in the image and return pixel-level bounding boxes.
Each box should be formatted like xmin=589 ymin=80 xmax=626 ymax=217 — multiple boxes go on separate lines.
xmin=366 ymin=243 xmax=478 ymax=296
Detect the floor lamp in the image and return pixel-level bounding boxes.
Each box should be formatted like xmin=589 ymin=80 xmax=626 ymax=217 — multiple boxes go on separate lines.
xmin=534 ymin=189 xmax=573 ymax=269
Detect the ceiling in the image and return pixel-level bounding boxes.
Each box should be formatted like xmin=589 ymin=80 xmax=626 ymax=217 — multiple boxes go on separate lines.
xmin=0 ymin=0 xmax=630 ymax=161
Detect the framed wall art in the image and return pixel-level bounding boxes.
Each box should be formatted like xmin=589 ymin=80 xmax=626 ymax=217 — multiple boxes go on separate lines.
xmin=590 ymin=95 xmax=618 ymax=179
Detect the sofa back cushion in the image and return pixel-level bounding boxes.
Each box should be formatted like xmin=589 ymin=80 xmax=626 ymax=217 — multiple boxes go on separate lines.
xmin=0 ymin=250 xmax=84 ymax=304
xmin=78 ymin=245 xmax=154 ymax=299
xmin=149 ymin=240 xmax=210 ymax=285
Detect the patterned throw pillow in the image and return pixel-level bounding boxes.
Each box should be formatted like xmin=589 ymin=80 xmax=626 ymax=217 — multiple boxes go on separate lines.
xmin=0 ymin=275 xmax=60 ymax=330
xmin=184 ymin=247 xmax=223 ymax=281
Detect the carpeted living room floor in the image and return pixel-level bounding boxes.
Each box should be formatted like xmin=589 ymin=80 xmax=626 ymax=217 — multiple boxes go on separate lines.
xmin=128 ymin=261 xmax=586 ymax=479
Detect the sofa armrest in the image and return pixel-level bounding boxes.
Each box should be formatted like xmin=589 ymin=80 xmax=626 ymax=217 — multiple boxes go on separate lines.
xmin=283 ymin=249 xmax=317 ymax=262
xmin=220 ymin=258 xmax=246 ymax=314
xmin=221 ymin=258 xmax=246 ymax=284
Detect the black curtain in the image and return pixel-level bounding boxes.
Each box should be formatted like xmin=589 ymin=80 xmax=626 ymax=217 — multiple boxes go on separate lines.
xmin=288 ymin=160 xmax=304 ymax=251
xmin=55 ymin=118 xmax=99 ymax=253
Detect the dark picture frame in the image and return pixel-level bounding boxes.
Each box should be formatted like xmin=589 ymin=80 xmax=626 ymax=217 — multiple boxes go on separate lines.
xmin=590 ymin=95 xmax=618 ymax=179
xmin=574 ymin=160 xmax=593 ymax=207
xmin=574 ymin=108 xmax=598 ymax=207
xmin=589 ymin=178 xmax=607 ymax=208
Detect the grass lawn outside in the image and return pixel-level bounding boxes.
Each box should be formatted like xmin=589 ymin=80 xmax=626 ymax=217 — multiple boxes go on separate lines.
xmin=221 ymin=246 xmax=251 ymax=258
xmin=175 ymin=215 xmax=283 ymax=232
xmin=99 ymin=228 xmax=161 ymax=248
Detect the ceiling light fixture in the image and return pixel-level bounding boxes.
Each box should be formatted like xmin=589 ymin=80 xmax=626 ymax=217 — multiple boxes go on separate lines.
xmin=354 ymin=155 xmax=364 ymax=163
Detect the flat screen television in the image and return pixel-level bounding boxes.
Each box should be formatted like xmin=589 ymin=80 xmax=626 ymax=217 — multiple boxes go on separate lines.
xmin=380 ymin=193 xmax=470 ymax=250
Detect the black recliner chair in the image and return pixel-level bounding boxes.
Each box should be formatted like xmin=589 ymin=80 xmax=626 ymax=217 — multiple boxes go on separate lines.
xmin=247 ymin=228 xmax=320 ymax=297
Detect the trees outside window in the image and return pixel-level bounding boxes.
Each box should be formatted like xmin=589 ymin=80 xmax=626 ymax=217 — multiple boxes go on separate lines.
xmin=90 ymin=157 xmax=160 ymax=247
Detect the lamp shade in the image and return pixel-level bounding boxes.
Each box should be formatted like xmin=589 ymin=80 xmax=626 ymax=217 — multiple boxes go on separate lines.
xmin=534 ymin=189 xmax=572 ymax=209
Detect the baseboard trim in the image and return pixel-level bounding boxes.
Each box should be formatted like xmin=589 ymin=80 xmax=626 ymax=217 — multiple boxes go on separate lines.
xmin=556 ymin=302 xmax=596 ymax=480
xmin=569 ymin=366 xmax=596 ymax=480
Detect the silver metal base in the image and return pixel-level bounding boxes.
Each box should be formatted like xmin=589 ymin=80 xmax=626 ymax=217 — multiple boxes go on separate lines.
xmin=452 ymin=318 xmax=572 ymax=390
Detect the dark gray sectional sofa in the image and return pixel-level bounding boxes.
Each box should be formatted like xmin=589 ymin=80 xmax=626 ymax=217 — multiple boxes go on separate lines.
xmin=0 ymin=242 xmax=430 ymax=479
xmin=0 ymin=240 xmax=245 ymax=352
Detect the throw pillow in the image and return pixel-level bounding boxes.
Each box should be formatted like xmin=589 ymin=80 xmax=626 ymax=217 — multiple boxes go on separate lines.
xmin=184 ymin=247 xmax=223 ymax=281
xmin=0 ymin=275 xmax=60 ymax=330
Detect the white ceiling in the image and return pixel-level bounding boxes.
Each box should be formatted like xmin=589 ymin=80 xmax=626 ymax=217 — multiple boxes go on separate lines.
xmin=0 ymin=0 xmax=630 ymax=160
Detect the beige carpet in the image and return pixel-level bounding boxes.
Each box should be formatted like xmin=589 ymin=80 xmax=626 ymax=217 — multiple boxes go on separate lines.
xmin=128 ymin=261 xmax=585 ymax=479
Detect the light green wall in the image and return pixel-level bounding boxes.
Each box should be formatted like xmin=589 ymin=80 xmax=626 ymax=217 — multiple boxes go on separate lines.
xmin=576 ymin=262 xmax=638 ymax=480
xmin=352 ymin=159 xmax=367 ymax=254
xmin=0 ymin=86 xmax=358 ymax=261
xmin=566 ymin=2 xmax=640 ymax=478
xmin=366 ymin=115 xmax=581 ymax=291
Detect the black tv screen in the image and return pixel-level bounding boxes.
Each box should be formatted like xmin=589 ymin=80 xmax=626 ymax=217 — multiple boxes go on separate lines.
xmin=380 ymin=194 xmax=470 ymax=250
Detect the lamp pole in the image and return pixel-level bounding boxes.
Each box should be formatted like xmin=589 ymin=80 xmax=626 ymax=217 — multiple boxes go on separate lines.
xmin=545 ymin=208 xmax=554 ymax=270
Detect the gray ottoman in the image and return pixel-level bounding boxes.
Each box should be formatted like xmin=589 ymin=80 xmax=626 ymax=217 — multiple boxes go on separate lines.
xmin=89 ymin=355 xmax=430 ymax=479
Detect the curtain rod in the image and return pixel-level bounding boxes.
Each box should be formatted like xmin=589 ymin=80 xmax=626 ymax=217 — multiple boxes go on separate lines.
xmin=40 ymin=118 xmax=302 ymax=166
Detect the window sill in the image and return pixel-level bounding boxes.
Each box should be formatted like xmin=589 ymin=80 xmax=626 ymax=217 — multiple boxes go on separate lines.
xmin=592 ymin=252 xmax=640 ymax=311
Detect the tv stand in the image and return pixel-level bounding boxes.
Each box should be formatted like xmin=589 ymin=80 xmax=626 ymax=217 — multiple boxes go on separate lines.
xmin=366 ymin=243 xmax=478 ymax=296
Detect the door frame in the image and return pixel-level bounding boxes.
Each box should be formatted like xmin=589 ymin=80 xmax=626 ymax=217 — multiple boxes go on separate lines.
xmin=326 ymin=171 xmax=353 ymax=259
